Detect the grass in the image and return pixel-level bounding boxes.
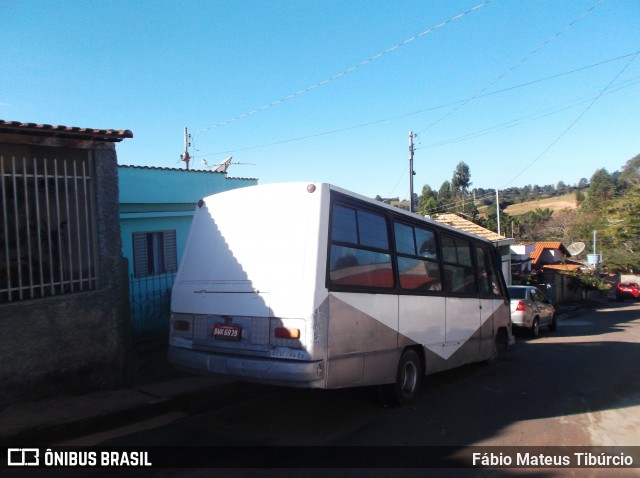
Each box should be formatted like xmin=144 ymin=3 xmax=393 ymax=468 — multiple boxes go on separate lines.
xmin=503 ymin=192 xmax=578 ymax=216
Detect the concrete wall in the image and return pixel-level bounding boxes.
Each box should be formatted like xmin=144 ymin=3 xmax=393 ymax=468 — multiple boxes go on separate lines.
xmin=0 ymin=144 xmax=129 ymax=406
xmin=620 ymin=274 xmax=640 ymax=284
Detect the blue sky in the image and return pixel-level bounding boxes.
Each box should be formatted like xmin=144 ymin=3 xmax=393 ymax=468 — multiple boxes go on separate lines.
xmin=2 ymin=0 xmax=639 ymax=200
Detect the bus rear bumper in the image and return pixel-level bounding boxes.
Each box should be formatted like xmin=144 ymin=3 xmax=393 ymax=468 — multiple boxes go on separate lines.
xmin=167 ymin=346 xmax=326 ymax=385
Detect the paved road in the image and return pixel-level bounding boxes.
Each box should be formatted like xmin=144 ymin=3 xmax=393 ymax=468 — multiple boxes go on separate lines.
xmin=101 ymin=301 xmax=640 ymax=446
xmin=18 ymin=300 xmax=640 ymax=477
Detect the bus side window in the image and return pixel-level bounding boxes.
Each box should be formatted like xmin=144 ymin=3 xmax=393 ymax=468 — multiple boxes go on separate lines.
xmin=329 ymin=203 xmax=393 ymax=289
xmin=441 ymin=234 xmax=477 ymax=295
xmin=394 ymin=223 xmax=441 ymax=292
xmin=475 ymin=246 xmax=492 ymax=298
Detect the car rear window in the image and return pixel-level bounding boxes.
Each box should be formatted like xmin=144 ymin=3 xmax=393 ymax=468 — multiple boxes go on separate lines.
xmin=620 ymin=283 xmax=637 ymax=288
xmin=508 ymin=288 xmax=526 ymax=299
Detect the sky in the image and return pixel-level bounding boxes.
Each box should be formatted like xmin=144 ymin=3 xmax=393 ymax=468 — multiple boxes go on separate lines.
xmin=2 ymin=0 xmax=639 ymax=202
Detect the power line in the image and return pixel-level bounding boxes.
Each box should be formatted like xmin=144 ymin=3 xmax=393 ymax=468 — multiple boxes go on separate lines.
xmin=411 ymin=52 xmax=640 ymax=213
xmin=195 ymin=53 xmax=639 ymax=159
xmin=416 ymin=74 xmax=640 ymax=150
xmin=501 ymin=51 xmax=640 ymax=189
xmin=193 ymin=1 xmax=493 ymax=135
xmin=414 ymin=0 xmax=606 ymax=136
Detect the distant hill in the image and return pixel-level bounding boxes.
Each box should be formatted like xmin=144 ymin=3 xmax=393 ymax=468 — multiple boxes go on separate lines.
xmin=503 ymin=192 xmax=578 ymax=216
xmin=477 ymin=192 xmax=579 ymax=218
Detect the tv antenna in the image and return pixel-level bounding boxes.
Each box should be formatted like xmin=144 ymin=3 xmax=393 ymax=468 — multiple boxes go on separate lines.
xmin=201 ymin=156 xmax=255 ymax=173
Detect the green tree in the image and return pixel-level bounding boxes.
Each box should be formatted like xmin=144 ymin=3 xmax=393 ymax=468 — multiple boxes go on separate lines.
xmin=451 ymin=161 xmax=472 ymax=200
xmin=417 ymin=184 xmax=439 ymax=215
xmin=586 ymin=168 xmax=615 ymax=209
xmin=438 ymin=180 xmax=452 ymax=204
xmin=599 ymin=185 xmax=640 ymax=272
xmin=482 ymin=209 xmax=511 ymax=235
xmin=619 ymin=153 xmax=640 ymax=188
xmin=451 ymin=161 xmax=475 ymax=216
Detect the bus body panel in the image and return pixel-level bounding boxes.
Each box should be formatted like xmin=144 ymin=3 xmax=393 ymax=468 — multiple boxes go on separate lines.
xmin=398 ymin=295 xmax=446 ymax=349
xmin=168 ymin=182 xmax=512 ymax=391
xmin=325 ymin=293 xmax=399 ymax=388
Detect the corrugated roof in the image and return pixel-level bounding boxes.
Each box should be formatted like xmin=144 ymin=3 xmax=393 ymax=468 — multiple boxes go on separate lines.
xmin=118 ymin=164 xmax=257 ymax=180
xmin=432 ymin=213 xmax=508 ymax=242
xmin=0 ymin=120 xmax=133 ymax=142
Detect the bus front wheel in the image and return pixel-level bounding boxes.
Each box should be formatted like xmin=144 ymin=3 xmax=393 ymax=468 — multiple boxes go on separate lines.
xmin=384 ymin=349 xmax=423 ymax=406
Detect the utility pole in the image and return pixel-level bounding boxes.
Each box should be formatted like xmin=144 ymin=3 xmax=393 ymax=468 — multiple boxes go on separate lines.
xmin=496 ymin=188 xmax=501 ymax=236
xmin=180 ymin=127 xmax=191 ymax=170
xmin=409 ymin=131 xmax=416 ymax=213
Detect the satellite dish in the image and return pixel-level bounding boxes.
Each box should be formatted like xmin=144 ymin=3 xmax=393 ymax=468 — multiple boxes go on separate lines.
xmin=567 ymin=242 xmax=586 ymax=256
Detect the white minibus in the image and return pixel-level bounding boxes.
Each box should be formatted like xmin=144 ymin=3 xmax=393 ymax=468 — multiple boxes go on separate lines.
xmin=168 ymin=182 xmax=512 ymax=405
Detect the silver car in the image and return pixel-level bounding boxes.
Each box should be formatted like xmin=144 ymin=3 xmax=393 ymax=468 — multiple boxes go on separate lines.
xmin=507 ymin=285 xmax=556 ymax=337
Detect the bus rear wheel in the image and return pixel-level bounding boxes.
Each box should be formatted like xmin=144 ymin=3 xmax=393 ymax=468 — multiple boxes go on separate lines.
xmin=384 ymin=349 xmax=423 ymax=406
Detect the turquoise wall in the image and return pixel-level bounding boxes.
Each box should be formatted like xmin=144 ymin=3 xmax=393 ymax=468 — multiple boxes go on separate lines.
xmin=119 ymin=165 xmax=256 ymax=204
xmin=118 ymin=165 xmax=257 ymax=275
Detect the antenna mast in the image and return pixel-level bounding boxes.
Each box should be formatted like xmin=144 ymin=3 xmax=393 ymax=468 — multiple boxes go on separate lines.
xmin=180 ymin=127 xmax=192 ymax=170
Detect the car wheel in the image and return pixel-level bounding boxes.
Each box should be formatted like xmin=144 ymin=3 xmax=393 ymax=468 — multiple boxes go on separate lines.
xmin=530 ymin=317 xmax=540 ymax=338
xmin=549 ymin=314 xmax=557 ymax=332
xmin=384 ymin=349 xmax=423 ymax=407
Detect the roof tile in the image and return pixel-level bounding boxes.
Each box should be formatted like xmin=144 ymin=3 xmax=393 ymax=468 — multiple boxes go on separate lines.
xmin=432 ymin=213 xmax=508 ymax=242
xmin=0 ymin=119 xmax=133 ymax=141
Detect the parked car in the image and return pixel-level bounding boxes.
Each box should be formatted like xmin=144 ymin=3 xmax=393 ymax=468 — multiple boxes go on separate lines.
xmin=507 ymin=285 xmax=556 ymax=337
xmin=616 ymin=282 xmax=640 ymax=301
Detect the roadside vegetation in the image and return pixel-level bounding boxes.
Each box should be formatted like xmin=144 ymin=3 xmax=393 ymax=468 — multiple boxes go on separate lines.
xmin=376 ymin=154 xmax=640 ymax=274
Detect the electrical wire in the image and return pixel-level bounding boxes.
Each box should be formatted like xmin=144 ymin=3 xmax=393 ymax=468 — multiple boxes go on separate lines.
xmin=414 ymin=0 xmax=606 ymax=137
xmin=416 ymin=74 xmax=640 ymax=150
xmin=193 ymin=1 xmax=493 ymax=135
xmin=195 ymin=52 xmax=639 ymax=159
xmin=501 ymin=51 xmax=640 ymax=189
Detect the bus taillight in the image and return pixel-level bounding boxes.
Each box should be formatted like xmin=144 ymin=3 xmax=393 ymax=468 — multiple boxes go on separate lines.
xmin=174 ymin=320 xmax=191 ymax=331
xmin=171 ymin=313 xmax=193 ymax=338
xmin=275 ymin=327 xmax=301 ymax=339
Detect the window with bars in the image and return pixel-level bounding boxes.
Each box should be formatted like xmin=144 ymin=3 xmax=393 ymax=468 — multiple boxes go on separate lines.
xmin=132 ymin=230 xmax=177 ymax=278
xmin=1 ymin=153 xmax=97 ymax=302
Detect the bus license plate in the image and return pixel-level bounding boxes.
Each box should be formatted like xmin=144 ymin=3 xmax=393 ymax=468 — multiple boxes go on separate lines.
xmin=212 ymin=324 xmax=242 ymax=341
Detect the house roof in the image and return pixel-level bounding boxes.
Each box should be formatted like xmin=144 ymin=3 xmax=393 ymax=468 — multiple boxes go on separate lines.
xmin=542 ymin=263 xmax=581 ymax=272
xmin=432 ymin=213 xmax=512 ymax=243
xmin=118 ymin=164 xmax=258 ymax=181
xmin=0 ymin=120 xmax=133 ymax=142
xmin=530 ymin=242 xmax=571 ymax=265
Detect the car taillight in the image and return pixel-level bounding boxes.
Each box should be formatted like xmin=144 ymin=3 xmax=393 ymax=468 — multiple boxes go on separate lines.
xmin=516 ymin=301 xmax=527 ymax=312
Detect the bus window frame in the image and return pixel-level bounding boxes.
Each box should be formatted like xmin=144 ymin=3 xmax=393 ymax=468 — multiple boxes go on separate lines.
xmin=326 ymin=191 xmax=506 ymax=301
xmin=327 ymin=197 xmax=395 ymax=292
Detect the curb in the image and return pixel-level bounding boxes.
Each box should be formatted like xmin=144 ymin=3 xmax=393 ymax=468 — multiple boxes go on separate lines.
xmin=0 ymin=379 xmax=268 ymax=447
xmin=0 ymin=394 xmax=178 ymax=447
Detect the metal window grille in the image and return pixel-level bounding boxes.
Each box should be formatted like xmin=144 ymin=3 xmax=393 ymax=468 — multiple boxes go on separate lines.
xmin=0 ymin=153 xmax=97 ymax=302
